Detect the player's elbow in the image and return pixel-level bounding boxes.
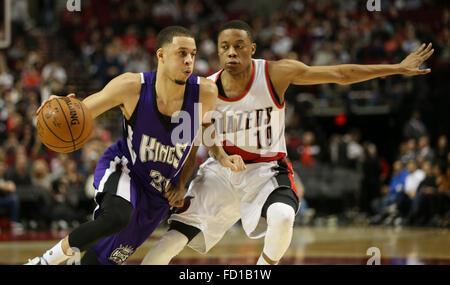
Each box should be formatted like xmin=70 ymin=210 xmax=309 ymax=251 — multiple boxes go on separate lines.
xmin=335 ymin=68 xmax=351 ymax=85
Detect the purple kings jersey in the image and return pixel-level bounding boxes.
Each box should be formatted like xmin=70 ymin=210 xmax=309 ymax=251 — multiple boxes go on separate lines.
xmin=94 ymin=71 xmax=200 ymax=197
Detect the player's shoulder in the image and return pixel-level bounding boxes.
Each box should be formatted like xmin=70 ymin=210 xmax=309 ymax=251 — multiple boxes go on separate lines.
xmin=117 ymin=72 xmax=142 ymax=88
xmin=198 ymin=77 xmax=218 ymax=93
xmin=198 ymin=76 xmax=218 ymax=102
xmin=267 ymin=58 xmax=308 ymax=71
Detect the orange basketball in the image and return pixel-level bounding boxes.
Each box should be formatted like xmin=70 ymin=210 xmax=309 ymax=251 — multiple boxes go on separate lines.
xmin=36 ymin=97 xmax=93 ymax=153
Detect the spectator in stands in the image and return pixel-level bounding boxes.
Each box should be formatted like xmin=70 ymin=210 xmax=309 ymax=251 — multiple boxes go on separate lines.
xmin=298 ymin=131 xmax=320 ymax=168
xmin=387 ymin=159 xmax=426 ymax=222
xmin=405 ymin=160 xmax=426 ymax=200
xmin=48 ymin=177 xmax=78 ymax=230
xmin=371 ymin=160 xmax=408 ymax=224
xmin=360 ymin=142 xmax=381 ymax=215
xmin=0 ymin=53 xmax=14 ymax=90
xmin=41 ymin=61 xmax=67 ymax=86
xmin=31 ymin=159 xmax=51 ymax=191
xmin=399 ymin=139 xmax=417 ymax=164
xmin=328 ymin=134 xmax=342 ymax=166
xmin=416 ymin=135 xmax=434 ymax=163
xmin=406 ymin=161 xmax=438 ymax=226
xmin=49 ymin=153 xmax=69 ymax=181
xmin=436 ymin=167 xmax=450 ymax=226
xmin=435 ymin=135 xmax=448 ymax=169
xmin=403 ymin=110 xmax=428 ymax=140
xmin=96 ymin=42 xmax=124 ymax=85
xmin=6 ymin=152 xmax=32 ymax=187
xmin=346 ymin=129 xmax=364 ymax=169
xmin=0 ymin=159 xmax=23 ymax=233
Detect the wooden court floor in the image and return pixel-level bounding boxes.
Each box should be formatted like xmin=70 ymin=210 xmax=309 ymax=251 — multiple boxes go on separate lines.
xmin=1 ymin=225 xmax=449 ymax=265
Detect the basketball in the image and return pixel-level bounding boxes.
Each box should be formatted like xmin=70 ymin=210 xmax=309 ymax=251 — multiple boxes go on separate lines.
xmin=36 ymin=97 xmax=93 ymax=153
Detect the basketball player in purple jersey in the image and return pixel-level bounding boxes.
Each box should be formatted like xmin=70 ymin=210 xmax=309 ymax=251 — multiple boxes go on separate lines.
xmin=142 ymin=20 xmax=434 ymax=265
xmin=26 ymin=26 xmax=244 ymax=265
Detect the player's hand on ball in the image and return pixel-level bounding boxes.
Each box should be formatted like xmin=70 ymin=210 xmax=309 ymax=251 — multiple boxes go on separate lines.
xmin=218 ymin=154 xmax=246 ymax=172
xmin=164 ymin=183 xmax=186 ymax=210
xmin=36 ymin=93 xmax=76 ymax=114
xmin=36 ymin=93 xmax=93 ymax=153
xmin=399 ymin=43 xmax=434 ymax=76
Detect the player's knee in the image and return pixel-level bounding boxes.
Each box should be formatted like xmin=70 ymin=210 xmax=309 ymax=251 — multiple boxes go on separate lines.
xmin=266 ymin=202 xmax=295 ymax=229
xmin=169 ymin=221 xmax=200 ymax=242
xmin=101 ymin=196 xmax=134 ymax=234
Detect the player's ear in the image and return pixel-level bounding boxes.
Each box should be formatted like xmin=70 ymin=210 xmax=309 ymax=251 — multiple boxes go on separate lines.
xmin=251 ymin=43 xmax=256 ymax=56
xmin=156 ymin=48 xmax=164 ymax=63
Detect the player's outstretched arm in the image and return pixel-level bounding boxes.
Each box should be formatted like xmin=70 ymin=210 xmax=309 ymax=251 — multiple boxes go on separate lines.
xmin=270 ymin=43 xmax=434 ymax=89
xmin=36 ymin=72 xmax=141 ymax=120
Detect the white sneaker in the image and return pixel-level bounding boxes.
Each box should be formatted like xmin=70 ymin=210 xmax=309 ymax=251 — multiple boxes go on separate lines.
xmin=24 ymin=256 xmax=49 ymax=265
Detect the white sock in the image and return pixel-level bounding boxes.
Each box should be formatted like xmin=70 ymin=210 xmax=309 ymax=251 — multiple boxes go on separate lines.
xmin=257 ymin=202 xmax=295 ymax=265
xmin=42 ymin=240 xmax=72 ymax=265
xmin=141 ymin=230 xmax=189 ymax=265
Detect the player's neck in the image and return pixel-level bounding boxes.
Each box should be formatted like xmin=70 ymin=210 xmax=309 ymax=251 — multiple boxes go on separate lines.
xmin=155 ymin=72 xmax=186 ymax=103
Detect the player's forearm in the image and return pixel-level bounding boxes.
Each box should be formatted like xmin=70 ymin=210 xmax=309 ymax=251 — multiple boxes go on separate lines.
xmin=338 ymin=64 xmax=405 ymax=85
xmin=202 ymin=126 xmax=228 ymax=162
xmin=176 ymin=145 xmax=199 ymax=187
xmin=207 ymin=144 xmax=228 ymax=162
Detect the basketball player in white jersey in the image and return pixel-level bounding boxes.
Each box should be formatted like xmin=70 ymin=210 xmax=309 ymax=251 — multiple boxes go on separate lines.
xmin=143 ymin=20 xmax=434 ymax=265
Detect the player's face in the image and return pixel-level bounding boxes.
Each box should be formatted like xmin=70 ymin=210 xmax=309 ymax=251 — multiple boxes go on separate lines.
xmin=160 ymin=36 xmax=197 ymax=85
xmin=218 ymin=29 xmax=256 ymax=74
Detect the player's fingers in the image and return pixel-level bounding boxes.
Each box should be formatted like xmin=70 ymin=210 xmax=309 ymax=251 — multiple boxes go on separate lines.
xmin=36 ymin=95 xmax=61 ymax=114
xmin=164 ymin=188 xmax=175 ymax=200
xmin=417 ymin=68 xmax=431 ymax=75
xmin=174 ymin=199 xmax=184 ymax=208
xmin=231 ymin=156 xmax=245 ymax=171
xmin=230 ymin=159 xmax=240 ymax=172
xmin=415 ymin=43 xmax=426 ymax=54
xmin=68 ymin=93 xmax=76 ymax=98
xmin=222 ymin=159 xmax=238 ymax=171
xmin=36 ymin=100 xmax=50 ymax=114
xmin=170 ymin=196 xmax=183 ymax=208
xmin=164 ymin=183 xmax=173 ymax=193
xmin=236 ymin=156 xmax=246 ymax=171
xmin=165 ymin=190 xmax=176 ymax=201
xmin=419 ymin=43 xmax=432 ymax=57
xmin=422 ymin=49 xmax=434 ymax=61
xmin=167 ymin=194 xmax=177 ymax=206
xmin=239 ymin=158 xmax=246 ymax=171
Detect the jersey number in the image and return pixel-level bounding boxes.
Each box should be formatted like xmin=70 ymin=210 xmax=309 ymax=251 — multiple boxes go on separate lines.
xmin=257 ymin=126 xmax=272 ymax=149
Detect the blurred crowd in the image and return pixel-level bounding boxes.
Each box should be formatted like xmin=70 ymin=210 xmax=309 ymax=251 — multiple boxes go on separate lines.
xmin=288 ymin=120 xmax=450 ymax=227
xmin=0 ymin=0 xmax=449 ymax=233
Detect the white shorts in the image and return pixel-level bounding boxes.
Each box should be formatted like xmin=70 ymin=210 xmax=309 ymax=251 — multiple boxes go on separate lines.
xmin=169 ymin=157 xmax=300 ymax=254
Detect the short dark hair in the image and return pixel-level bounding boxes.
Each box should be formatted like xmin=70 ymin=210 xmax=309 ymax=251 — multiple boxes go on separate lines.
xmin=218 ymin=20 xmax=254 ymax=42
xmin=155 ymin=26 xmax=195 ymax=50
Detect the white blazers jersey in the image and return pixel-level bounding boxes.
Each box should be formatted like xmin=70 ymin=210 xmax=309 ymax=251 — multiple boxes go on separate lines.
xmin=207 ymin=59 xmax=287 ymax=163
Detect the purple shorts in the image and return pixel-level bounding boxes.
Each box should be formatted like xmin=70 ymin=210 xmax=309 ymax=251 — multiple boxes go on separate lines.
xmin=90 ymin=146 xmax=170 ymax=265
